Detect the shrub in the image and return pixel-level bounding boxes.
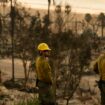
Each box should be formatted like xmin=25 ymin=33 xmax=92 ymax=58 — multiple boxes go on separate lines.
xmin=16 ymin=97 xmax=40 ymax=105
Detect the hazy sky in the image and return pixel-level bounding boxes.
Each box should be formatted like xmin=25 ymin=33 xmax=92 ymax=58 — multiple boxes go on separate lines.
xmin=18 ymin=0 xmax=105 ymax=14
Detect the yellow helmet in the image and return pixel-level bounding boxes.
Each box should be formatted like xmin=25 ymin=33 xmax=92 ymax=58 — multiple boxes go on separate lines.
xmin=37 ymin=43 xmax=51 ymax=51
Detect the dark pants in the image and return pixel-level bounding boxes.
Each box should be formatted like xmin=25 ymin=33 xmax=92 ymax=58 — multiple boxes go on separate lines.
xmin=100 ymin=83 xmax=105 ymax=105
xmin=37 ymin=80 xmax=55 ymax=105
xmin=98 ymin=80 xmax=105 ymax=105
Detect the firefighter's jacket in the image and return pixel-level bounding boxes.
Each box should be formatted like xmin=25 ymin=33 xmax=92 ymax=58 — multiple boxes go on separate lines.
xmin=94 ymin=54 xmax=105 ymax=81
xmin=35 ymin=56 xmax=52 ymax=84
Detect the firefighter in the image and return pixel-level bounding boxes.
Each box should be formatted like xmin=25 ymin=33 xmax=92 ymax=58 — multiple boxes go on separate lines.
xmin=93 ymin=52 xmax=105 ymax=105
xmin=35 ymin=43 xmax=55 ymax=105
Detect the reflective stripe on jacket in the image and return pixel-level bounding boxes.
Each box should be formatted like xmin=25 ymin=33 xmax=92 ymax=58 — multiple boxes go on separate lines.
xmin=35 ymin=56 xmax=52 ymax=83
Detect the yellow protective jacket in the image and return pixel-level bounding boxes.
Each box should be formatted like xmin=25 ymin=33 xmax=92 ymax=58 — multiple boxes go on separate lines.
xmin=35 ymin=56 xmax=52 ymax=83
xmin=94 ymin=54 xmax=105 ymax=81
